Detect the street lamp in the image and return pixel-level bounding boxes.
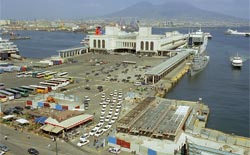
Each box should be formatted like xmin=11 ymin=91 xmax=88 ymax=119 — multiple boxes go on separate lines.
xmin=53 ymin=136 xmax=58 ymax=155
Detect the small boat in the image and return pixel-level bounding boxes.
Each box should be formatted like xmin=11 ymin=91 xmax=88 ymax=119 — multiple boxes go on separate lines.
xmin=231 ymin=53 xmax=243 ymax=68
xmin=204 ymin=32 xmax=212 ymax=39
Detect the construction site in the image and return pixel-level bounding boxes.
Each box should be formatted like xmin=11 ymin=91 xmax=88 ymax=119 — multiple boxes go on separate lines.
xmin=117 ymin=97 xmax=207 ymax=142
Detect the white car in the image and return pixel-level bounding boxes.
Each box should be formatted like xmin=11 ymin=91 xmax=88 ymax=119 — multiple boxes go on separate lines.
xmin=118 ymin=98 xmax=122 ymax=101
xmin=99 ymin=120 xmax=104 ymax=126
xmin=77 ymin=139 xmax=89 ymax=147
xmin=80 ymin=133 xmax=89 ymax=141
xmin=94 ymin=129 xmax=104 ymax=137
xmin=94 ymin=123 xmax=103 ymax=130
xmin=109 ymin=147 xmax=121 ymax=154
xmin=134 ymin=82 xmax=141 ymax=86
xmin=102 ymin=124 xmax=112 ymax=132
xmin=105 ymin=117 xmax=110 ymax=122
xmin=106 ymin=98 xmax=110 ymax=103
xmin=101 ymin=95 xmax=105 ymax=98
xmin=89 ymin=128 xmax=98 ymax=136
xmin=113 ymin=115 xmax=118 ymax=120
xmin=114 ymin=111 xmax=119 ymax=116
xmin=99 ymin=102 xmax=103 ymax=105
xmin=115 ymin=108 xmax=120 ymax=112
xmin=108 ymin=111 xmax=113 ymax=115
xmin=117 ymin=105 xmax=122 ymax=108
xmin=110 ymin=118 xmax=116 ymax=124
xmin=101 ymin=109 xmax=106 ymax=115
xmin=100 ymin=115 xmax=105 ymax=120
xmin=109 ymin=93 xmax=113 ymax=96
xmin=102 ymin=104 xmax=107 ymax=108
xmin=110 ymin=104 xmax=115 ymax=108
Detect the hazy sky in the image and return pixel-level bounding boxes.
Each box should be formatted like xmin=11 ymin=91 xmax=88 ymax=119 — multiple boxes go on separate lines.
xmin=0 ymin=0 xmax=249 ymax=20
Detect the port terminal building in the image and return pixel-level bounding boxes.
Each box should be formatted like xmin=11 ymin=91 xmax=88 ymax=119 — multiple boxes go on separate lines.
xmin=88 ymin=26 xmax=187 ymax=56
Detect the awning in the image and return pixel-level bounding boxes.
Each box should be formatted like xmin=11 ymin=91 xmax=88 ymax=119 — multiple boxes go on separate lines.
xmin=40 ymin=124 xmax=64 ymax=134
xmin=34 ymin=116 xmax=47 ymax=124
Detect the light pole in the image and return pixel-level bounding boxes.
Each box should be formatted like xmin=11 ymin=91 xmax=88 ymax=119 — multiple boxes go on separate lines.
xmin=53 ymin=136 xmax=58 ymax=155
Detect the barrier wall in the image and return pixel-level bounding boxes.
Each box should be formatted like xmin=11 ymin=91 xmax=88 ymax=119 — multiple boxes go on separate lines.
xmin=108 ymin=136 xmax=173 ymax=155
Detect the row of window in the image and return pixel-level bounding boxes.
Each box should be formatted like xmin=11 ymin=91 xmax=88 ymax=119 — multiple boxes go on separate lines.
xmin=93 ymin=39 xmax=105 ymax=48
xmin=117 ymin=42 xmax=136 ymax=48
xmin=141 ymin=41 xmax=154 ymax=51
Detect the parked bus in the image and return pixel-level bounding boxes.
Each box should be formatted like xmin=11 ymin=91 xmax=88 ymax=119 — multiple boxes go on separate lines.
xmin=0 ymin=89 xmax=17 ymax=100
xmin=0 ymin=93 xmax=8 ymax=102
xmin=44 ymin=71 xmax=57 ymax=80
xmin=56 ymin=72 xmax=68 ymax=78
xmin=36 ymin=71 xmax=51 ymax=78
xmin=4 ymin=88 xmax=22 ymax=99
xmin=19 ymin=86 xmax=37 ymax=95
xmin=0 ymin=83 xmax=5 ymax=90
xmin=11 ymin=87 xmax=29 ymax=97
xmin=29 ymin=85 xmax=49 ymax=94
xmin=39 ymin=82 xmax=58 ymax=90
xmin=16 ymin=72 xmax=32 ymax=78
xmin=49 ymin=78 xmax=70 ymax=86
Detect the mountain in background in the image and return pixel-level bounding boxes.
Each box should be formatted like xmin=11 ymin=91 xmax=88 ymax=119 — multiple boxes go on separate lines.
xmin=105 ymin=1 xmax=245 ymax=22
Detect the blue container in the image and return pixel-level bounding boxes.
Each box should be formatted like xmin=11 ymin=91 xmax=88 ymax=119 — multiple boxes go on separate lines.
xmin=55 ymin=104 xmax=63 ymax=111
xmin=37 ymin=102 xmax=44 ymax=107
xmin=108 ymin=136 xmax=117 ymax=144
xmin=148 ymin=148 xmax=157 ymax=155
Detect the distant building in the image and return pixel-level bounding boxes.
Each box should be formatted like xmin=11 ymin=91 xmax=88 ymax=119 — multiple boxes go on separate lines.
xmin=89 ymin=26 xmax=187 ymax=56
xmin=0 ymin=20 xmax=10 ymax=26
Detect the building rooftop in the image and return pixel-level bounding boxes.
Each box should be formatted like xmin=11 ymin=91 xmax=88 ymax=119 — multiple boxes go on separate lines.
xmin=145 ymin=49 xmax=191 ymax=76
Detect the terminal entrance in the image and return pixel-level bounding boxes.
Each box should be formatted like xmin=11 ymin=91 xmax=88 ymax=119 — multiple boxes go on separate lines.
xmin=113 ymin=48 xmax=136 ymax=54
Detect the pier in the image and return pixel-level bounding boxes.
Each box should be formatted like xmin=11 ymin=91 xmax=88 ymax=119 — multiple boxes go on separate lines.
xmin=57 ymin=46 xmax=89 ymax=58
xmin=145 ymin=49 xmax=193 ymax=85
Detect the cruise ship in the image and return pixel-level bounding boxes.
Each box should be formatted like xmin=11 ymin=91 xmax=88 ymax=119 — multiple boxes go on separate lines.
xmin=188 ymin=29 xmax=209 ymax=76
xmin=0 ymin=37 xmax=20 ymax=60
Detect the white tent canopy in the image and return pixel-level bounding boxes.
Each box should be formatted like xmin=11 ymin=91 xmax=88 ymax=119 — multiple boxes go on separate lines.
xmin=16 ymin=118 xmax=29 ymax=124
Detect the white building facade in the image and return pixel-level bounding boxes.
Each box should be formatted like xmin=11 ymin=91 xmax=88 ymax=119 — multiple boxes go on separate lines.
xmin=89 ymin=26 xmax=187 ymax=56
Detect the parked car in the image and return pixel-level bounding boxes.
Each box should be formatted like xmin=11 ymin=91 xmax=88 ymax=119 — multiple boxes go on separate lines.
xmin=89 ymin=128 xmax=98 ymax=136
xmin=77 ymin=139 xmax=89 ymax=147
xmin=102 ymin=124 xmax=112 ymax=132
xmin=0 ymin=144 xmax=9 ymax=152
xmin=94 ymin=129 xmax=104 ymax=137
xmin=80 ymin=133 xmax=89 ymax=141
xmin=108 ymin=147 xmax=121 ymax=154
xmin=28 ymin=148 xmax=39 ymax=155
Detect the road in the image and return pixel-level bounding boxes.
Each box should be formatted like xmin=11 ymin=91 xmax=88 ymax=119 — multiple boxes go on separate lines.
xmin=0 ymin=124 xmax=95 ymax=155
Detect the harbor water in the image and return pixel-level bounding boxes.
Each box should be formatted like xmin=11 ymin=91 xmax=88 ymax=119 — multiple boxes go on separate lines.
xmin=5 ymin=27 xmax=250 ymax=137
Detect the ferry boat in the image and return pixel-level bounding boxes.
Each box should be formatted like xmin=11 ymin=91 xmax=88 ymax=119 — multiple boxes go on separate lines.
xmin=231 ymin=53 xmax=243 ymax=68
xmin=188 ymin=29 xmax=209 ymax=76
xmin=225 ymin=29 xmax=250 ymax=36
xmin=0 ymin=37 xmax=20 ymax=60
xmin=80 ymin=35 xmax=90 ymax=46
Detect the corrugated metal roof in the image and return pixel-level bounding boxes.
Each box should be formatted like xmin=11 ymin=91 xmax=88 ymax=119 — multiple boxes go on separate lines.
xmin=45 ymin=114 xmax=93 ymax=129
xmin=145 ymin=50 xmax=192 ymax=76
